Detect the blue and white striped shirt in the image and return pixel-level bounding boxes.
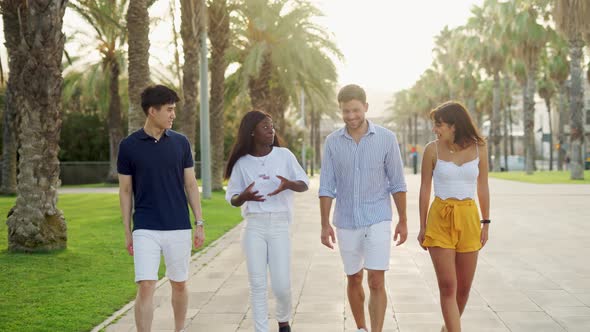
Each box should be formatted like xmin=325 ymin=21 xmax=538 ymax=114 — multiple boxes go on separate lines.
xmin=319 ymin=121 xmax=407 ymax=229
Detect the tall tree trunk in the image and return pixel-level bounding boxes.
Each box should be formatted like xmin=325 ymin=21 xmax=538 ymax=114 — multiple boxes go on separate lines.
xmin=524 ymin=65 xmax=537 ymax=175
xmin=127 ymin=0 xmax=151 ymax=134
xmin=4 ymin=0 xmax=68 ymax=252
xmin=492 ymin=71 xmax=501 ymax=172
xmin=314 ymin=112 xmax=321 ymax=170
xmin=267 ymin=83 xmax=288 ymax=132
xmin=0 ymin=1 xmax=21 ymax=195
xmin=502 ymin=77 xmax=510 ymax=170
xmin=107 ymin=61 xmax=123 ymax=182
xmin=169 ymin=0 xmax=184 ymax=128
xmin=180 ymin=0 xmax=200 ymax=157
xmin=557 ymin=82 xmax=567 ymax=171
xmin=309 ymin=107 xmax=315 ymax=176
xmin=467 ymin=97 xmax=477 ymax=128
xmin=567 ymin=40 xmax=585 ymax=179
xmin=248 ymin=52 xmax=272 ymax=113
xmin=1 ymin=84 xmax=17 ymax=194
xmin=546 ymin=98 xmax=554 ymax=171
xmin=209 ymin=0 xmax=229 ymax=191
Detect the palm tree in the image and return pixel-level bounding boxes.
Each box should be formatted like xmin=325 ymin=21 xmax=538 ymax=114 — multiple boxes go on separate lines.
xmin=553 ymin=0 xmax=590 ymax=179
xmin=509 ymin=1 xmax=548 ymax=175
xmin=544 ymin=30 xmax=570 ymax=170
xmin=234 ymin=0 xmax=342 ymax=131
xmin=70 ymin=0 xmax=127 ymax=182
xmin=179 ymin=0 xmax=202 ymax=157
xmin=0 ymin=65 xmax=17 ymax=195
xmin=208 ymin=0 xmax=230 ymax=190
xmin=2 ymin=0 xmax=68 ymax=252
xmin=537 ymin=72 xmax=556 ymax=170
xmin=467 ymin=0 xmax=510 ymax=172
xmin=126 ymin=0 xmax=151 ymax=133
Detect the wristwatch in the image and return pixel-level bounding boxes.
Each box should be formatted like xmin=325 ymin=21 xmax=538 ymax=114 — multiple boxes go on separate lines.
xmin=195 ymin=219 xmax=205 ymax=227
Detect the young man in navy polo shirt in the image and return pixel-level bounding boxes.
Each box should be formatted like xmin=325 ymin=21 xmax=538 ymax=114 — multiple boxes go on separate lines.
xmin=118 ymin=85 xmax=205 ymax=332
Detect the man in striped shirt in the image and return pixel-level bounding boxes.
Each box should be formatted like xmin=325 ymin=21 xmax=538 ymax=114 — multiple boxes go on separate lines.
xmin=319 ymin=84 xmax=408 ymax=332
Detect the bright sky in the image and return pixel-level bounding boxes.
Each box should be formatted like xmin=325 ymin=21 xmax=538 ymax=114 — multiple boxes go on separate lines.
xmin=312 ymin=0 xmax=483 ymax=93
xmin=1 ymin=0 xmax=483 ymax=115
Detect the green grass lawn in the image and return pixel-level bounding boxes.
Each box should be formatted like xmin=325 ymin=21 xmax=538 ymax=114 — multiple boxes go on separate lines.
xmin=0 ymin=192 xmax=242 ymax=332
xmin=489 ymin=170 xmax=590 ymax=184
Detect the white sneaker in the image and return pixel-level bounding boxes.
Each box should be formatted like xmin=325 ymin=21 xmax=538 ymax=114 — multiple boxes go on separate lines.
xmin=357 ymin=329 xmax=368 ymax=332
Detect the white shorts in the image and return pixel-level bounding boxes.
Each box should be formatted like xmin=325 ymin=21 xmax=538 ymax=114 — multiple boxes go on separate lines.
xmin=336 ymin=220 xmax=392 ymax=275
xmin=132 ymin=229 xmax=192 ymax=282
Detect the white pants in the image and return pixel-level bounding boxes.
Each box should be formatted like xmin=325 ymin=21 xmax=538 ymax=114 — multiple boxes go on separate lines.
xmin=242 ymin=212 xmax=291 ymax=332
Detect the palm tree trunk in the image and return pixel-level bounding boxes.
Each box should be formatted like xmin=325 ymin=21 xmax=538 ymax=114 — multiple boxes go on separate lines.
xmin=567 ymin=40 xmax=585 ymax=179
xmin=180 ymin=0 xmax=200 ymax=158
xmin=314 ymin=112 xmax=321 ymax=170
xmin=1 ymin=86 xmax=17 ymax=194
xmin=524 ymin=65 xmax=537 ymax=175
xmin=127 ymin=0 xmax=151 ymax=133
xmin=467 ymin=98 xmax=477 ymax=128
xmin=268 ymin=84 xmax=288 ymax=132
xmin=4 ymin=0 xmax=68 ymax=252
xmin=1 ymin=1 xmax=21 ymax=195
xmin=209 ymin=0 xmax=229 ymax=191
xmin=248 ymin=52 xmax=272 ymax=113
xmin=546 ymin=99 xmax=554 ymax=171
xmin=557 ymin=82 xmax=567 ymax=171
xmin=492 ymin=72 xmax=501 ymax=172
xmin=107 ymin=61 xmax=123 ymax=182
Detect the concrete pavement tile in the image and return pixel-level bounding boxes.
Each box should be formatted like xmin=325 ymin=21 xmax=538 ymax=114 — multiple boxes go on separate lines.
xmin=296 ymin=301 xmax=345 ymax=313
xmin=293 ymin=312 xmax=345 ymax=324
xmin=199 ymin=295 xmax=250 ymax=313
xmin=573 ymin=293 xmax=590 ymax=306
xmin=524 ymin=289 xmax=584 ymax=307
xmin=187 ymin=291 xmax=215 ymax=309
xmin=497 ymin=311 xmax=566 ymax=331
xmin=391 ymin=302 xmax=440 ymax=313
xmin=105 ymin=323 xmax=134 ymax=332
xmin=191 ymin=313 xmax=244 ymax=324
xmin=480 ymin=292 xmax=542 ymax=312
xmin=555 ymin=278 xmax=590 ymax=293
xmin=186 ymin=323 xmax=239 ymax=332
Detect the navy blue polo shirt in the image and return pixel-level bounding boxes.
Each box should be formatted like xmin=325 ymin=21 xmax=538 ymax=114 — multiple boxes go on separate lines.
xmin=117 ymin=128 xmax=194 ymax=231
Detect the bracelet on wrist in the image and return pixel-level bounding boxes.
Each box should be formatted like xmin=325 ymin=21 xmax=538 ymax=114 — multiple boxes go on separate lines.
xmin=481 ymin=219 xmax=491 ymax=224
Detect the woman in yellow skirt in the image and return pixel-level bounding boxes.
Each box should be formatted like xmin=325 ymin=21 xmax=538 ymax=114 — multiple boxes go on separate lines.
xmin=417 ymin=101 xmax=490 ymax=332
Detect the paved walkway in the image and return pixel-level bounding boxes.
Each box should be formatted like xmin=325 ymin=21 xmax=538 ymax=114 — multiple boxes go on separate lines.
xmin=100 ymin=174 xmax=590 ymax=332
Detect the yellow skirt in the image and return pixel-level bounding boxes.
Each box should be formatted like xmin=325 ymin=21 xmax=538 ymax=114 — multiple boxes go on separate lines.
xmin=422 ymin=196 xmax=482 ymax=253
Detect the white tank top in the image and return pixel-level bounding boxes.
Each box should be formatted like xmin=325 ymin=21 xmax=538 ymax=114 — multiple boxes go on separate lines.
xmin=433 ymin=141 xmax=479 ymax=200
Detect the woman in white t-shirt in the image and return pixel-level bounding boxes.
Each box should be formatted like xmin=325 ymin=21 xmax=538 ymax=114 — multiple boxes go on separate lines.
xmin=225 ymin=110 xmax=309 ymax=332
xmin=418 ymin=101 xmax=490 ymax=332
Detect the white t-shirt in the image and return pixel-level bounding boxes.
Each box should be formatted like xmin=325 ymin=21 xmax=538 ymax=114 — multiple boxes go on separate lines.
xmin=225 ymin=147 xmax=310 ymax=221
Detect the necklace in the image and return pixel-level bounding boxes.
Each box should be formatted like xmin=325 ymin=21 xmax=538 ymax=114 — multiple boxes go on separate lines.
xmin=448 ymin=143 xmax=457 ymax=154
xmin=257 ymin=154 xmax=269 ymax=166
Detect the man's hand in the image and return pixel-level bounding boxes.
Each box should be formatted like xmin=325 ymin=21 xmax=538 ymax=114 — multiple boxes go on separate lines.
xmin=194 ymin=226 xmax=205 ymax=249
xmin=125 ymin=232 xmax=134 ymax=256
xmin=267 ymin=175 xmax=292 ymax=196
xmin=393 ymin=220 xmax=408 ymax=246
xmin=321 ymin=225 xmax=336 ymax=249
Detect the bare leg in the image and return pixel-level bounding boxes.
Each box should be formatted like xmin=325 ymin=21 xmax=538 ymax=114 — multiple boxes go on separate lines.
xmin=367 ymin=269 xmax=386 ymax=332
xmin=429 ymin=247 xmax=460 ymax=332
xmin=135 ymin=280 xmax=157 ymax=332
xmin=456 ymin=251 xmax=478 ymax=315
xmin=170 ymin=280 xmax=188 ymax=332
xmin=347 ymin=270 xmax=367 ymax=330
